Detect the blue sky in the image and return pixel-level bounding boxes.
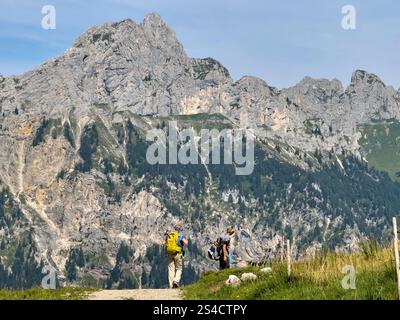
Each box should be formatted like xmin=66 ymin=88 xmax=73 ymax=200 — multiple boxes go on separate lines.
xmin=0 ymin=0 xmax=399 ymax=89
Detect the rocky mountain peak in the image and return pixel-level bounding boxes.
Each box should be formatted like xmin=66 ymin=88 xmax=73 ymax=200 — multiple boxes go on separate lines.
xmin=234 ymin=76 xmax=277 ymax=96
xmin=281 ymin=76 xmax=344 ymax=112
xmin=350 ymin=70 xmax=385 ymax=87
xmin=24 ymin=14 xmax=193 ymax=116
xmin=142 ymin=12 xmax=167 ymax=27
xmin=297 ymin=76 xmax=343 ymax=90
xmin=293 ymin=76 xmax=344 ymax=99
xmin=69 ymin=13 xmax=182 ymax=57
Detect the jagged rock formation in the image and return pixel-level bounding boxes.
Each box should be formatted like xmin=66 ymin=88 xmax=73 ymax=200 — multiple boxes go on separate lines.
xmin=0 ymin=13 xmax=399 ymax=289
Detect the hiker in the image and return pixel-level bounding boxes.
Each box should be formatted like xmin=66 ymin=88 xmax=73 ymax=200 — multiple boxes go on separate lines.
xmin=207 ymin=226 xmax=236 ymax=269
xmin=219 ymin=226 xmax=235 ymax=270
xmin=165 ymin=224 xmax=188 ymax=288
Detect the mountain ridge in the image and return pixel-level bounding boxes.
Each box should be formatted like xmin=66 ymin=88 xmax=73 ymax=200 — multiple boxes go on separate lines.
xmin=0 ymin=13 xmax=399 ymax=290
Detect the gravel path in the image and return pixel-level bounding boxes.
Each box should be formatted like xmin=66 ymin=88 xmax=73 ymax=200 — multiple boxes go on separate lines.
xmin=88 ymin=289 xmax=183 ymax=300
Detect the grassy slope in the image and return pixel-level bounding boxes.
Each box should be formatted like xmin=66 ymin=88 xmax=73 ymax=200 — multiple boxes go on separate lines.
xmin=358 ymin=120 xmax=400 ymax=181
xmin=184 ymin=243 xmax=399 ymax=300
xmin=0 ymin=287 xmax=97 ymax=300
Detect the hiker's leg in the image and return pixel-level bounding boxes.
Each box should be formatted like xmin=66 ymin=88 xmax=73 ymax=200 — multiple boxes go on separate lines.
xmin=219 ymin=257 xmax=224 ymax=270
xmin=168 ymin=254 xmax=175 ymax=288
xmin=219 ymin=257 xmax=228 ymax=270
xmin=173 ymin=254 xmax=183 ymax=285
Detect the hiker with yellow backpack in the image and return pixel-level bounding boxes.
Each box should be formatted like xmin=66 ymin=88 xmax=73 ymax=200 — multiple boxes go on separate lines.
xmin=165 ymin=224 xmax=188 ymax=288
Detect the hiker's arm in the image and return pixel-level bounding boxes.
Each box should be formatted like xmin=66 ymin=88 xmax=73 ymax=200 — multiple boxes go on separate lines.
xmin=182 ymin=237 xmax=188 ymax=246
xmin=222 ymin=243 xmax=228 ymax=261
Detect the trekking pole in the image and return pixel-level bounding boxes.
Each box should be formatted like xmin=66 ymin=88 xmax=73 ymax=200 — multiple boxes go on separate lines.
xmin=287 ymin=239 xmax=291 ymax=279
xmin=393 ymin=217 xmax=400 ymax=300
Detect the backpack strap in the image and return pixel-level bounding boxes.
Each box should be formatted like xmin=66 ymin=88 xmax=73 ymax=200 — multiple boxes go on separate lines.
xmin=177 ymin=233 xmax=186 ymax=256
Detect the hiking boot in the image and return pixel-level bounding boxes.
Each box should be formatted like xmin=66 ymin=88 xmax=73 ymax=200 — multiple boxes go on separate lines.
xmin=172 ymin=282 xmax=180 ymax=288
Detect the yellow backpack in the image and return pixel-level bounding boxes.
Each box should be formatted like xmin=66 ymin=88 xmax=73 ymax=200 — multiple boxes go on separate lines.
xmin=166 ymin=232 xmax=182 ymax=255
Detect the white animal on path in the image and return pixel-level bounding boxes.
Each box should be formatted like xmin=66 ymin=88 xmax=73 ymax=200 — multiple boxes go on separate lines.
xmin=240 ymin=273 xmax=258 ymax=282
xmin=225 ymin=275 xmax=241 ymax=287
xmin=260 ymin=267 xmax=272 ymax=273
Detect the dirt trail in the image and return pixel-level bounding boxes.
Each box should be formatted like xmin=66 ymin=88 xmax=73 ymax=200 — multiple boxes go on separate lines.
xmin=88 ymin=289 xmax=183 ymax=300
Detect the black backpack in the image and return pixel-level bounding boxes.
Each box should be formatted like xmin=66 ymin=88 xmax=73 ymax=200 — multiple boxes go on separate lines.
xmin=207 ymin=237 xmax=230 ymax=260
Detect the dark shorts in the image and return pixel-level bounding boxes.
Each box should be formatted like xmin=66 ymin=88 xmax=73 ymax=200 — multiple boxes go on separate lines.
xmin=219 ymin=257 xmax=230 ymax=270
